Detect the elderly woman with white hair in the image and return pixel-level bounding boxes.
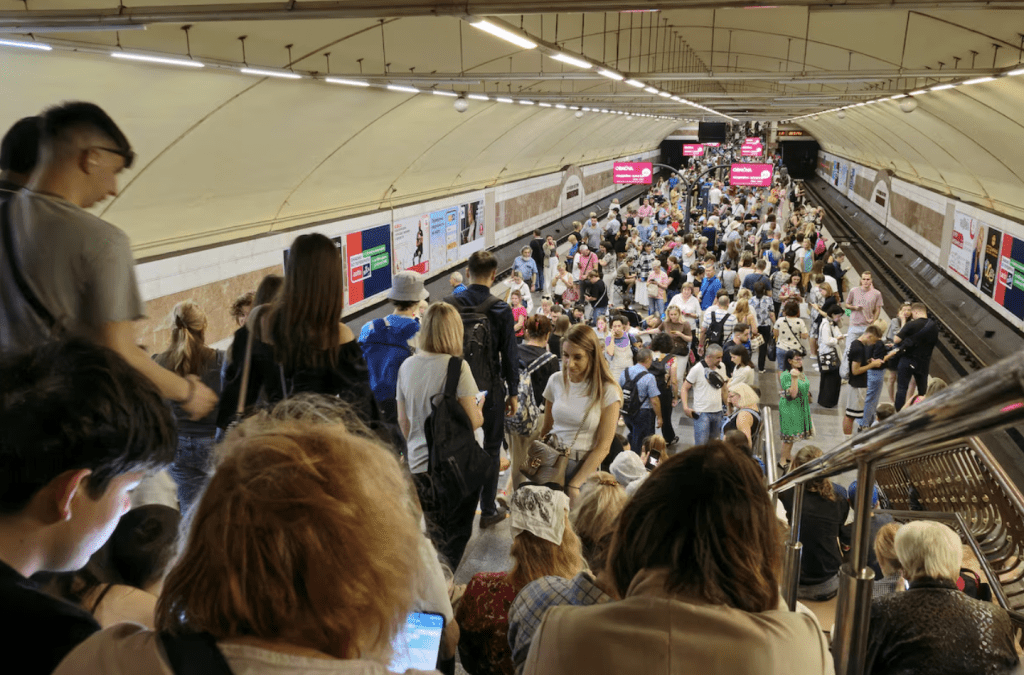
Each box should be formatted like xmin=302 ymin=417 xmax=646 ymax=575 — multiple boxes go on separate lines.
xmin=865 ymin=521 xmax=1020 ymax=675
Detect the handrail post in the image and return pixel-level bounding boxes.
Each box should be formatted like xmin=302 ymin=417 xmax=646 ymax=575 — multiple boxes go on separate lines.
xmin=781 ymin=483 xmax=804 ymax=611
xmin=833 ymin=459 xmax=877 ymax=675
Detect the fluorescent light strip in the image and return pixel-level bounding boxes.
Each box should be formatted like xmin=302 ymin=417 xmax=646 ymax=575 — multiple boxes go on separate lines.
xmin=387 ymin=84 xmax=420 ymax=93
xmin=555 ymin=104 xmax=567 ymax=109
xmin=889 ymin=94 xmax=907 ymax=100
xmin=625 ymin=79 xmax=645 ymax=88
xmin=0 ymin=38 xmax=52 ymax=51
xmin=519 ymin=100 xmax=535 ymax=105
xmin=240 ymin=68 xmax=301 ymax=79
xmin=471 ymin=20 xmax=536 ymax=49
xmin=496 ymin=97 xmax=514 ymax=103
xmin=467 ymin=94 xmax=489 ymax=101
xmin=963 ymin=77 xmax=995 ymax=85
xmin=569 ymin=106 xmax=579 ymax=110
xmin=931 ymin=83 xmax=956 ymax=91
xmin=658 ymin=91 xmax=671 ymax=98
xmin=909 ymin=89 xmax=928 ymax=96
xmin=644 ymin=87 xmax=659 ymax=94
xmin=539 ymin=102 xmax=552 ymax=107
xmin=1009 ymin=68 xmax=1024 ymax=77
xmin=111 ymin=51 xmax=203 ymax=68
xmin=550 ymin=53 xmax=592 ymax=69
xmin=598 ymin=69 xmax=624 ymax=81
xmin=432 ymin=89 xmax=458 ymax=97
xmin=325 ymin=77 xmax=370 ymax=87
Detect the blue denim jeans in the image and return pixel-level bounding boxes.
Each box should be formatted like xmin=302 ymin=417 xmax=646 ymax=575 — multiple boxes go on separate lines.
xmin=648 ymin=298 xmax=665 ymax=318
xmin=693 ymin=410 xmax=724 ymax=446
xmin=860 ymin=368 xmax=885 ymax=428
xmin=168 ymin=434 xmax=216 ymax=514
xmin=626 ymin=408 xmax=657 ymax=455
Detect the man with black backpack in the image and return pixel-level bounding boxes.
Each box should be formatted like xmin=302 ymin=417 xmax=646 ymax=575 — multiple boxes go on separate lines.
xmin=445 ymin=251 xmax=519 ymax=528
xmin=619 ymin=348 xmax=663 ymax=456
xmin=699 ymin=293 xmax=736 ymax=354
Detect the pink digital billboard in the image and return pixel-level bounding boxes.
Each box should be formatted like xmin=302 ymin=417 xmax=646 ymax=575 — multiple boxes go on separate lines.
xmin=729 ymin=163 xmax=774 ymax=187
xmin=683 ymin=144 xmax=704 ymax=156
xmin=613 ymin=162 xmax=653 ymax=184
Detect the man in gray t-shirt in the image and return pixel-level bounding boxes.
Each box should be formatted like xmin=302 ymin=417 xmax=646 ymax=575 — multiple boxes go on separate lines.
xmin=0 ymin=102 xmax=216 ymax=419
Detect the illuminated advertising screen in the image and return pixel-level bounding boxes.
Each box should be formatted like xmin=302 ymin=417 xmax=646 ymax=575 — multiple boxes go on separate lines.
xmin=683 ymin=144 xmax=704 ymax=156
xmin=613 ymin=162 xmax=653 ymax=184
xmin=729 ymin=163 xmax=774 ymax=187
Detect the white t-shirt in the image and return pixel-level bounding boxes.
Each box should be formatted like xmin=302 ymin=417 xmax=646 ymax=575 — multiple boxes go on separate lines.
xmin=397 ymin=353 xmax=479 ymax=474
xmin=544 ymin=374 xmax=622 ymax=460
xmin=686 ymin=361 xmax=727 ymax=413
xmin=669 ymin=294 xmax=702 ymax=330
xmin=731 ymin=365 xmax=756 ymax=388
xmin=709 ymin=187 xmax=722 ymax=205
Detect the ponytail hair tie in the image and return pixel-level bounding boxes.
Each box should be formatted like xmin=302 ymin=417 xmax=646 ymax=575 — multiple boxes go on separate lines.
xmin=598 ymin=477 xmax=619 ymax=487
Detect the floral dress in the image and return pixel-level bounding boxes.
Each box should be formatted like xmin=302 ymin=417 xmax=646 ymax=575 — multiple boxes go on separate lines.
xmin=456 ymin=571 xmax=517 ymax=675
xmin=779 ymin=370 xmax=814 ymax=442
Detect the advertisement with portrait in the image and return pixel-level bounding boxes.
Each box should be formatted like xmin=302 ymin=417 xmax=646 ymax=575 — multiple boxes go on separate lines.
xmin=460 ymin=199 xmax=486 ymax=258
xmin=393 ymin=214 xmax=430 ymax=275
xmin=980 ymin=226 xmax=1002 ymax=298
xmin=949 ymin=209 xmax=985 ymax=287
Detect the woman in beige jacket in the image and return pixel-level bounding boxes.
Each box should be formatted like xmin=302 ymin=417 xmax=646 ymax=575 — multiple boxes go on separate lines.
xmin=523 ymin=441 xmax=835 ymax=675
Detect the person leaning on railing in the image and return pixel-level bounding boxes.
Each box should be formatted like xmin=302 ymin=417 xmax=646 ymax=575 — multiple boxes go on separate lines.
xmin=864 ymin=521 xmax=1020 ymax=675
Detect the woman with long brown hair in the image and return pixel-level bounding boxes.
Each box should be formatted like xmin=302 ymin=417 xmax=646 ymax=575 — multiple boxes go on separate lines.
xmin=524 ymin=442 xmax=832 ymax=674
xmin=153 ymin=300 xmax=224 ymax=512
xmin=778 ymin=445 xmax=850 ymax=602
xmin=220 ymin=233 xmax=378 ymax=424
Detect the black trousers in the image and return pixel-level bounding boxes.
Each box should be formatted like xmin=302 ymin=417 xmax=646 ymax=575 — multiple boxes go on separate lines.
xmin=413 ymin=472 xmax=480 ymax=570
xmin=895 ymin=357 xmax=929 ymax=411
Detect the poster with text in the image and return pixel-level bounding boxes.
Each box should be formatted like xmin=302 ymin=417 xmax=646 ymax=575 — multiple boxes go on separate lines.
xmin=838 ymin=164 xmax=849 ymax=192
xmin=460 ymin=200 xmax=486 ymax=259
xmin=443 ymin=206 xmax=460 ymax=266
xmin=949 ymin=210 xmax=985 ymax=286
xmin=848 ymin=167 xmax=856 ymax=195
xmin=980 ymin=226 xmax=1002 ymax=298
xmin=994 ymin=234 xmax=1024 ymax=320
xmin=393 ymin=214 xmax=430 ymax=275
xmin=831 ymin=162 xmax=840 ymax=186
xmin=345 ymin=224 xmax=392 ymax=307
xmin=429 ymin=209 xmax=449 ymax=271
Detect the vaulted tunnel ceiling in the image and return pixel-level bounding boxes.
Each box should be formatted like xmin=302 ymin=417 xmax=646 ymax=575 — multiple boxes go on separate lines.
xmin=1 ymin=1 xmax=1023 ymax=255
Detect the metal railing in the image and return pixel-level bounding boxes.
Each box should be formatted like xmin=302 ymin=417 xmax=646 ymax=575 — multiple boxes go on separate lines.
xmin=768 ymin=350 xmax=1024 ymax=675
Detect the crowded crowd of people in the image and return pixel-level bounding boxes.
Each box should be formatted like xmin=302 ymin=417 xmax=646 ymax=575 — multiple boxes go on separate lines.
xmin=0 ymin=105 xmax=1013 ymax=675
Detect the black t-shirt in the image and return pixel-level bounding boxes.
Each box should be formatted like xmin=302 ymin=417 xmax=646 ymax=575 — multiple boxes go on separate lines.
xmin=584 ymin=280 xmax=608 ymax=308
xmin=667 ymin=267 xmax=683 ymax=293
xmin=0 ymin=560 xmax=99 ymax=675
xmin=848 ymin=339 xmax=871 ymax=388
xmin=530 ymin=237 xmax=545 ymax=266
xmin=897 ymin=317 xmax=939 ymax=364
xmin=779 ymin=488 xmax=850 ymax=586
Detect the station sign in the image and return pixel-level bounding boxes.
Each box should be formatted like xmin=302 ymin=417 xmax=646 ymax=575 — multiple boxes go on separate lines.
xmin=683 ymin=144 xmax=704 ymax=156
xmin=729 ymin=163 xmax=774 ymax=187
xmin=777 ymin=130 xmax=807 ymax=137
xmin=613 ymin=161 xmax=653 ymax=184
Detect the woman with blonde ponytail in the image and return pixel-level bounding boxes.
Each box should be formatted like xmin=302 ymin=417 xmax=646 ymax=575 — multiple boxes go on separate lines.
xmin=154 ymin=301 xmax=224 ymax=513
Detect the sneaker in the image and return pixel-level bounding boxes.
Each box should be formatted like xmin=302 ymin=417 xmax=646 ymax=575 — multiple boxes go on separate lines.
xmin=479 ymin=506 xmax=509 ymax=529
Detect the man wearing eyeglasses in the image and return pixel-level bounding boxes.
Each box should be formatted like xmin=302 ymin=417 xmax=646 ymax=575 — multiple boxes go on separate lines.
xmin=0 ymin=102 xmax=217 ymax=420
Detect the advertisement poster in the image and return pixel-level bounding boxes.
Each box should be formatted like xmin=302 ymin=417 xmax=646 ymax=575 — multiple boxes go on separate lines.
xmin=683 ymin=144 xmax=704 ymax=156
xmin=980 ymin=227 xmax=1002 ymax=298
xmin=948 ymin=210 xmax=985 ymax=285
xmin=740 ymin=145 xmax=763 ymax=157
xmin=460 ymin=200 xmax=486 ymax=258
xmin=831 ymin=162 xmax=840 ymax=186
xmin=838 ymin=164 xmax=849 ymax=191
xmin=848 ymin=167 xmax=856 ymax=195
xmin=613 ymin=162 xmax=653 ymax=184
xmin=393 ymin=214 xmax=430 ymax=274
xmin=345 ymin=224 xmax=392 ymax=307
xmin=729 ymin=163 xmax=774 ymax=187
xmin=994 ymin=234 xmax=1024 ymax=320
xmin=429 ymin=209 xmax=449 ymax=271
xmin=443 ymin=206 xmax=460 ymax=265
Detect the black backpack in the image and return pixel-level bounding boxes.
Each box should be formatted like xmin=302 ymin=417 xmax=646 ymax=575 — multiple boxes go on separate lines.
xmin=424 ymin=357 xmax=490 ymax=509
xmin=621 ymin=368 xmax=651 ymax=418
xmin=647 ymin=354 xmax=674 ymax=398
xmin=445 ymin=294 xmax=501 ymax=394
xmin=705 ymin=310 xmax=730 ymax=347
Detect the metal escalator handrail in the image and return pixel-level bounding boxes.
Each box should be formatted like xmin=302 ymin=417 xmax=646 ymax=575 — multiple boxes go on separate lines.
xmin=769 ymin=350 xmax=1024 ymax=496
xmin=761 ymin=405 xmax=777 ymax=487
xmin=875 ymin=509 xmax=1009 ymax=610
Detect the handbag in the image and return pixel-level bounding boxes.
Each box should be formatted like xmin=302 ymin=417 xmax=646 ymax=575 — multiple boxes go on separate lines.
xmin=750 ymin=332 xmax=765 ymax=349
xmin=646 ymin=281 xmax=660 ymax=298
xmin=519 ymin=400 xmax=594 ymax=488
xmin=819 ymin=348 xmax=840 ymax=372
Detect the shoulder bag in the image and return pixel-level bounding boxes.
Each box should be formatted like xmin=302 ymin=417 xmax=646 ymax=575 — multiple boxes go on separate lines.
xmin=519 ymin=398 xmax=596 ymax=489
xmin=783 ymin=318 xmax=807 ymax=357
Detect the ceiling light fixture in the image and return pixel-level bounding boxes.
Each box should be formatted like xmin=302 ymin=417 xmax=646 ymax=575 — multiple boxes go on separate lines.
xmin=110 ymin=52 xmax=203 ymax=68
xmin=325 ymin=77 xmax=370 ymax=87
xmin=931 ymin=83 xmax=956 ymax=91
xmin=550 ymin=53 xmax=592 ymax=69
xmin=0 ymin=23 xmax=146 ymax=34
xmin=1008 ymin=68 xmax=1024 ymax=77
xmin=658 ymin=91 xmax=671 ymax=98
xmin=468 ymin=93 xmax=489 ymax=101
xmin=555 ymin=104 xmax=567 ymax=109
xmin=569 ymin=106 xmax=579 ymax=110
xmin=387 ymin=84 xmax=420 ymax=93
xmin=889 ymin=94 xmax=907 ymax=100
xmin=519 ymin=100 xmax=535 ymax=105
xmin=0 ymin=38 xmax=52 ymax=51
xmin=539 ymin=102 xmax=552 ymax=107
xmin=471 ymin=20 xmax=537 ymax=49
xmin=432 ymin=89 xmax=458 ymax=97
xmin=597 ymin=69 xmax=625 ymax=81
xmin=625 ymin=79 xmax=645 ymax=88
xmin=963 ymin=77 xmax=995 ymax=85
xmin=240 ymin=67 xmax=301 ymax=79
xmin=909 ymin=89 xmax=928 ymax=96
xmin=496 ymin=97 xmax=514 ymax=103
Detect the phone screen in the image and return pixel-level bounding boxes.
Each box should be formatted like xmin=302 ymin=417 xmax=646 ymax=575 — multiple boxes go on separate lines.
xmin=389 ymin=611 xmax=445 ymax=671
xmin=646 ymin=449 xmax=661 ymax=471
